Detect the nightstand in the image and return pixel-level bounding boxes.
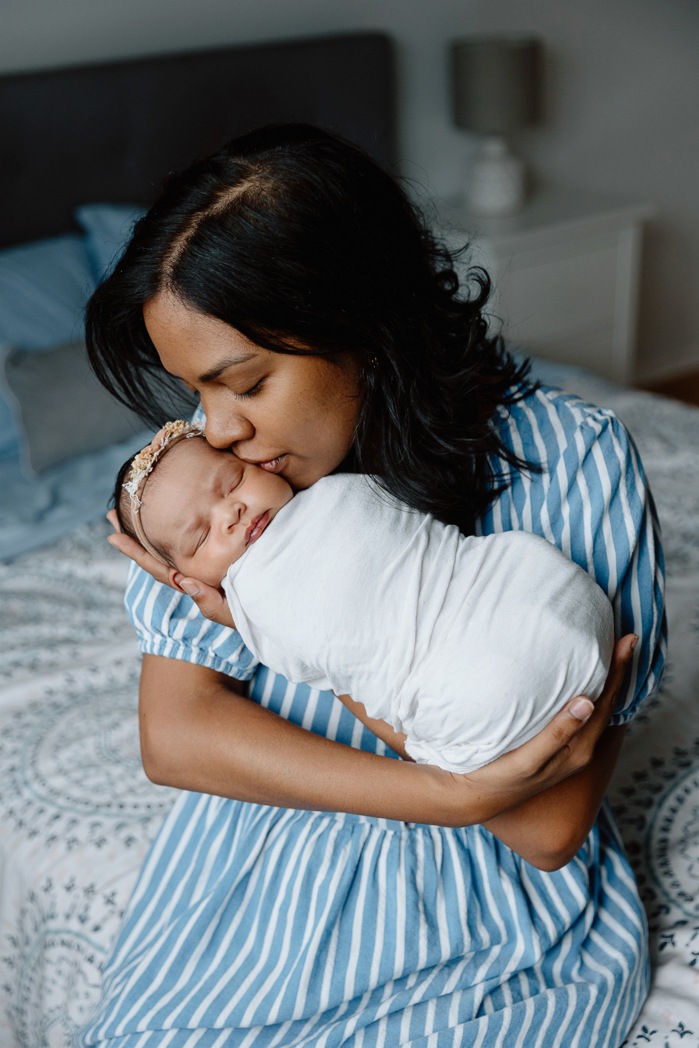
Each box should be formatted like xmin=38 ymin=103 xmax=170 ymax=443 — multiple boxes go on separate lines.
xmin=438 ymin=190 xmax=652 ymax=383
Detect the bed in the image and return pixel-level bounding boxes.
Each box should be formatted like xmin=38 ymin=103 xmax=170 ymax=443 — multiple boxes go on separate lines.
xmin=0 ymin=33 xmax=697 ymax=1048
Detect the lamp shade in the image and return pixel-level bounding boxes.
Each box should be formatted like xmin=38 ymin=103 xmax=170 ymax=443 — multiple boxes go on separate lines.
xmin=451 ymin=37 xmax=541 ymax=136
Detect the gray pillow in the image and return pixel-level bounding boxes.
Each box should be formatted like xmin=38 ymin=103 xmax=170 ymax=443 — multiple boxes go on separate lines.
xmin=2 ymin=340 xmax=146 ymax=474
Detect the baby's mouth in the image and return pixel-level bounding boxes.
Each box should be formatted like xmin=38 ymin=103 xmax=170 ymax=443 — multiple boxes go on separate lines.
xmin=245 ymin=511 xmax=270 ymax=546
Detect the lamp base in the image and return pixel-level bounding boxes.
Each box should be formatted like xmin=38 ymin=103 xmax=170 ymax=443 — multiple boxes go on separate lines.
xmin=467 ymin=137 xmax=526 ymax=217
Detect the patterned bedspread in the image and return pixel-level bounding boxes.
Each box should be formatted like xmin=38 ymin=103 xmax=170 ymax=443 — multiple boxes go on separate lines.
xmin=0 ymin=381 xmax=697 ymax=1047
xmin=0 ymin=525 xmax=176 ymax=1045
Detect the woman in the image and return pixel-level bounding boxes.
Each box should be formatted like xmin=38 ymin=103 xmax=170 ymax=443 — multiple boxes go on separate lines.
xmin=79 ymin=124 xmax=665 ymax=1047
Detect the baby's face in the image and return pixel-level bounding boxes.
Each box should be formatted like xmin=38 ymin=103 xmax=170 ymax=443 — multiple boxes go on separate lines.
xmin=140 ymin=437 xmax=294 ymax=587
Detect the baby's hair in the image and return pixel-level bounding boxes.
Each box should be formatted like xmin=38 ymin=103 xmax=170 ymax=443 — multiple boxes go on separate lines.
xmin=112 ymin=456 xmax=176 ymax=568
xmin=112 ymin=420 xmax=205 ymax=567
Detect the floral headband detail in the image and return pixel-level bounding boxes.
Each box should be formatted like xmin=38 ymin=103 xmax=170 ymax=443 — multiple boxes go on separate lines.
xmin=122 ymin=419 xmax=205 ymax=564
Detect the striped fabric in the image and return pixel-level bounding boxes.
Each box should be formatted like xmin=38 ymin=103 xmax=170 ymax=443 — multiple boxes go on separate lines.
xmin=78 ymin=383 xmax=666 ymax=1047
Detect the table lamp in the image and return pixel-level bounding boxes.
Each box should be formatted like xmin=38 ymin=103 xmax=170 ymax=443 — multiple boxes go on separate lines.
xmin=450 ymin=36 xmax=541 ymax=216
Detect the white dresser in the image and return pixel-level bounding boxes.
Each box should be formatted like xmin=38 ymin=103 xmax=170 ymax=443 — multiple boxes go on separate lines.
xmin=439 ymin=190 xmax=652 ymax=383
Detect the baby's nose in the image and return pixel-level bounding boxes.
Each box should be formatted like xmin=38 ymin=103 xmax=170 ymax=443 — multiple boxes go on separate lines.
xmin=216 ymin=499 xmax=243 ymax=531
xmin=229 ymin=502 xmax=243 ymax=525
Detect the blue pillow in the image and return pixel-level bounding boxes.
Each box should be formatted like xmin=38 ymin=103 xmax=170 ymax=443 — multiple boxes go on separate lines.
xmin=2 ymin=339 xmax=148 ymax=475
xmin=0 ymin=234 xmax=95 ymax=349
xmin=0 ymin=233 xmax=96 ymax=459
xmin=0 ymin=394 xmax=18 ymax=461
xmin=75 ymin=203 xmax=146 ymax=281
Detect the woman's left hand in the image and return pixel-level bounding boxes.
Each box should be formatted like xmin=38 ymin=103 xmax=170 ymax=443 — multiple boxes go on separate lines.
xmin=106 ymin=508 xmax=235 ymax=629
xmin=445 ymin=633 xmax=637 ymax=822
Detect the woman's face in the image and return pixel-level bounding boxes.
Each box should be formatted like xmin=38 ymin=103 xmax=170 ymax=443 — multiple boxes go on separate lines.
xmin=143 ymin=291 xmax=362 ymax=491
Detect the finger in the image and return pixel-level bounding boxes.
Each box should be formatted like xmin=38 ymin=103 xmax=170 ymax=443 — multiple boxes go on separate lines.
xmin=467 ymin=633 xmax=641 ymax=797
xmin=494 ymin=663 xmax=614 ymax=782
xmin=482 ymin=706 xmax=586 ymax=786
xmin=106 ymin=508 xmax=122 ymax=533
xmin=596 ymin=634 xmax=638 ymax=710
xmin=527 ymin=633 xmax=640 ymax=773
xmin=176 ymin=576 xmax=236 ymax=628
xmin=553 ymin=632 xmax=636 ymax=725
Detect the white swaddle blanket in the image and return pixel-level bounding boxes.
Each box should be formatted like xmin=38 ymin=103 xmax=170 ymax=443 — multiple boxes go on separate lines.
xmin=223 ymin=474 xmax=614 ymax=773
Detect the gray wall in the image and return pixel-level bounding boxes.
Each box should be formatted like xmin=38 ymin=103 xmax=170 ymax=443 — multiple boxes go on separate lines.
xmin=3 ymin=0 xmax=697 ymax=381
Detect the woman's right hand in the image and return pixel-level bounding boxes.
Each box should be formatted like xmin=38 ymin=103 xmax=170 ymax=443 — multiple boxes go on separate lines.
xmin=449 ymin=633 xmax=638 ymax=822
xmin=106 ymin=510 xmax=235 ymax=627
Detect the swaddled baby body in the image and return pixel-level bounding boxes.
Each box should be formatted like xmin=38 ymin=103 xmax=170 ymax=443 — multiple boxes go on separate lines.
xmin=224 ymin=473 xmax=613 ymax=772
xmin=116 ymin=424 xmax=614 ymax=774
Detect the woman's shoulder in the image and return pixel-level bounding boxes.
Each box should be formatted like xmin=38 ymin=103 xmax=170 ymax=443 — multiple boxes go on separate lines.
xmin=481 ymin=377 xmax=649 ymax=544
xmin=496 ymin=379 xmax=633 ymax=468
xmin=502 ymin=377 xmax=623 ymax=430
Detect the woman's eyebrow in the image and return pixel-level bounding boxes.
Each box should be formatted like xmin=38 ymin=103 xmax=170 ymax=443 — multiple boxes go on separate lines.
xmin=197 ymin=353 xmax=257 ymax=385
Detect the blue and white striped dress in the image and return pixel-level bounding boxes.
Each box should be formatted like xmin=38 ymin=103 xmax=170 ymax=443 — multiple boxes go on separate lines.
xmin=79 ymin=383 xmax=666 ymax=1048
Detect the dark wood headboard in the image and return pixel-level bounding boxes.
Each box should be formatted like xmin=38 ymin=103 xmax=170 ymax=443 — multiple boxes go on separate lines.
xmin=0 ymin=33 xmax=396 ymax=248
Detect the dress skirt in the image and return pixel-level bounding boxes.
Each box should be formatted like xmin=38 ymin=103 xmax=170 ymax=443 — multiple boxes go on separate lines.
xmin=77 ymin=675 xmax=649 ymax=1048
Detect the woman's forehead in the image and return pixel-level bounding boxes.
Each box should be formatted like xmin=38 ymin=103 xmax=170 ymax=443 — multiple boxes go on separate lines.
xmin=143 ymin=292 xmax=263 ymax=379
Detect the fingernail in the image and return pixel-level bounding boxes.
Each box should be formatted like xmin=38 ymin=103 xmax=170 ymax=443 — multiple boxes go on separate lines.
xmin=570 ymin=698 xmax=594 ymax=722
xmin=179 ymin=580 xmax=201 ymax=597
xmin=630 ymin=634 xmax=639 ymax=651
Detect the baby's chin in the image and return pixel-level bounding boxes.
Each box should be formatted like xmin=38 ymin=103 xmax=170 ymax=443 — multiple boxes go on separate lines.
xmin=205 ymin=570 xmax=230 ymax=590
xmin=179 ymin=551 xmax=246 ymax=590
xmin=209 ymin=559 xmax=244 ymax=588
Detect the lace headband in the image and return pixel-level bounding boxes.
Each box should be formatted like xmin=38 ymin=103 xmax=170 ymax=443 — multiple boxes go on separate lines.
xmin=122 ymin=419 xmax=205 ymax=565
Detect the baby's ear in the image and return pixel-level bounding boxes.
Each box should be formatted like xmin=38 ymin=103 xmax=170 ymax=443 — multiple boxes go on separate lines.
xmin=169 ymin=568 xmax=185 ymax=592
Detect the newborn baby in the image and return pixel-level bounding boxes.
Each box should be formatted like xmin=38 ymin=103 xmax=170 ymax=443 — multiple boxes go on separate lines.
xmin=115 ymin=420 xmax=614 ymax=773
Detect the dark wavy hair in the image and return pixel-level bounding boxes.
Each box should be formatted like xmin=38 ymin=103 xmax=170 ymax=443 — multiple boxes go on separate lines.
xmin=87 ymin=123 xmax=536 ymax=535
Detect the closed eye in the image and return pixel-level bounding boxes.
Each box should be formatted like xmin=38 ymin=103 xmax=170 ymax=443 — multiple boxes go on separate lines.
xmin=221 ymin=464 xmax=244 ymax=497
xmin=234 ymin=379 xmax=264 ymax=400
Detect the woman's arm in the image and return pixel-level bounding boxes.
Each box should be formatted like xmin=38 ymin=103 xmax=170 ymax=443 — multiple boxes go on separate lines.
xmin=140 ymin=655 xmax=473 ymax=822
xmin=139 ymin=637 xmax=634 ymax=830
xmin=336 ymin=651 xmax=630 ymax=870
xmin=481 ymin=726 xmax=626 ymax=870
xmin=111 ymin=517 xmax=639 ymax=835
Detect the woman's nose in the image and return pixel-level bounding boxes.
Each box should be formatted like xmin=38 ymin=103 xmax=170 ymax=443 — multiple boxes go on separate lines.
xmin=202 ymin=402 xmax=254 ymax=451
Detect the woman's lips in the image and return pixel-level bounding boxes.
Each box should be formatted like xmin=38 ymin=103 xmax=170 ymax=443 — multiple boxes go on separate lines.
xmin=245 ymin=511 xmax=270 ymax=546
xmin=257 ymin=455 xmax=287 ymax=473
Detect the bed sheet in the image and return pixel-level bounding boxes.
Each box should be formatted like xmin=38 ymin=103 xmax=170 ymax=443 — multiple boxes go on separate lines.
xmin=0 ymin=520 xmax=176 ymax=1044
xmin=0 ymin=372 xmax=697 ymax=1047
xmin=535 ymin=364 xmax=699 ymax=1048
